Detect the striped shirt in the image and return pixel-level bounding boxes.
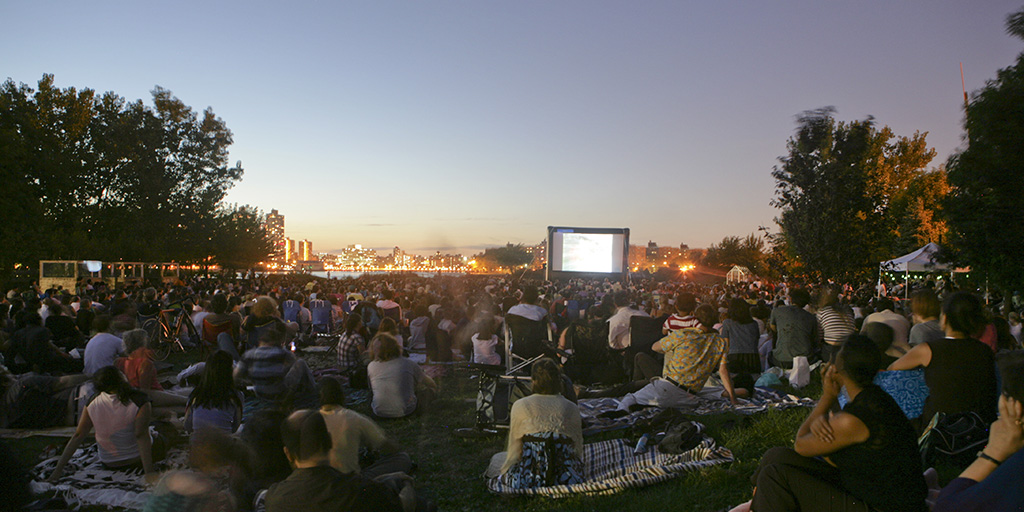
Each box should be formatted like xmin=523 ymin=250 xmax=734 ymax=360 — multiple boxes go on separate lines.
xmin=817 ymin=306 xmax=856 ymax=345
xmin=238 ymin=345 xmax=296 ymax=398
xmin=663 ymin=314 xmax=701 ymax=333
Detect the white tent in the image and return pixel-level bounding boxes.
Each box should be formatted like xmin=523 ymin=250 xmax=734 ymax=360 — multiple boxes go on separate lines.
xmin=878 ymin=243 xmax=967 ymax=297
xmin=726 ymin=265 xmax=751 ymax=284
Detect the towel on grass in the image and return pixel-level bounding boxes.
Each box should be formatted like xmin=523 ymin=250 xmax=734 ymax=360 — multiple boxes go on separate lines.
xmin=486 ymin=429 xmax=733 ymax=497
xmin=31 ymin=443 xmax=189 ymax=510
xmin=579 ymin=387 xmax=815 ymax=436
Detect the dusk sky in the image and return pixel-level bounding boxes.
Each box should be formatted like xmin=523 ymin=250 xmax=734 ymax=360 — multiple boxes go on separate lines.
xmin=4 ymin=1 xmax=1022 ymax=256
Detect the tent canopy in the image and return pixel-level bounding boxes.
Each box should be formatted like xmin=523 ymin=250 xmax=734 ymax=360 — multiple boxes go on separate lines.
xmin=879 ymin=243 xmax=965 ymax=273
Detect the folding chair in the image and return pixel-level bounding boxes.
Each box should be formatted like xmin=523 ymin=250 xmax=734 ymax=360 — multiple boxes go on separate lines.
xmin=309 ymin=299 xmax=334 ymax=334
xmin=504 ymin=314 xmax=554 ymax=375
xmin=202 ymin=318 xmax=234 ymax=357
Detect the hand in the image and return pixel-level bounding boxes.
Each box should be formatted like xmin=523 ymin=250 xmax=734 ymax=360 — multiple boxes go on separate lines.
xmin=986 ymin=395 xmax=1024 ymax=462
xmin=811 ymin=411 xmax=835 ymax=443
xmin=820 ymin=364 xmax=840 ymax=400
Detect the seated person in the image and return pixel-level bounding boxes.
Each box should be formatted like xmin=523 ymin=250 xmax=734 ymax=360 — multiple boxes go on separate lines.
xmin=234 ymin=321 xmax=318 ymax=411
xmin=9 ymin=312 xmax=82 ymax=374
xmin=318 ymin=376 xmax=413 ymax=479
xmin=49 ymin=366 xmax=166 ymax=484
xmin=0 ymin=363 xmax=90 ymax=428
xmin=486 ymin=358 xmax=583 ymax=488
xmin=471 ymin=321 xmax=501 ymax=366
xmin=861 ymin=322 xmax=897 ymax=368
xmin=615 ymin=304 xmax=737 ymax=410
xmin=367 ymin=334 xmax=437 ymax=418
xmin=263 ymin=409 xmax=404 ymax=512
xmin=115 ymin=328 xmax=187 ymax=416
xmin=337 ymin=314 xmax=369 ymax=376
xmin=185 ymin=350 xmax=243 ymax=434
xmin=45 ymin=303 xmax=84 ymax=350
xmin=745 ymin=336 xmax=928 ymax=512
xmin=888 ymin=291 xmax=998 ymax=426
xmin=933 ymin=350 xmax=1024 ymax=511
xmin=83 ymin=315 xmax=127 ymax=376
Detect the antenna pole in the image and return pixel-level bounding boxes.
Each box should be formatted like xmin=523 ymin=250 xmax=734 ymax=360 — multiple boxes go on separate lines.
xmin=960 ymin=62 xmax=968 ymax=108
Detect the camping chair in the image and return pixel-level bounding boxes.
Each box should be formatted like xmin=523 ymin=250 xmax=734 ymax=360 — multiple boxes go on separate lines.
xmin=309 ymin=299 xmax=334 ymax=334
xmin=504 ymin=314 xmax=554 ymax=375
xmin=454 ymin=364 xmax=532 ymax=438
xmin=202 ymin=318 xmax=234 ymax=356
xmin=281 ymin=299 xmax=301 ymax=325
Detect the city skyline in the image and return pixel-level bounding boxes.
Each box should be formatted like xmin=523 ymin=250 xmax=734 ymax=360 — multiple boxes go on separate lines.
xmin=4 ymin=1 xmax=1022 ymax=256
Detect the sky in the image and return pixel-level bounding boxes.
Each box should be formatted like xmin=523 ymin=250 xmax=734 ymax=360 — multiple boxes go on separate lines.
xmin=4 ymin=1 xmax=1023 ymax=256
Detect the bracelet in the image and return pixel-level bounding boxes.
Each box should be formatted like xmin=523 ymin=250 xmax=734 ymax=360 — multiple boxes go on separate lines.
xmin=976 ymin=451 xmax=1002 ymax=466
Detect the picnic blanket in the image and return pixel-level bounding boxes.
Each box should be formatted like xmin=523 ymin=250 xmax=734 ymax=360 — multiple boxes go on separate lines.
xmin=579 ymin=387 xmax=815 ymax=436
xmin=30 ymin=443 xmax=189 ymax=510
xmin=486 ymin=428 xmax=734 ymax=497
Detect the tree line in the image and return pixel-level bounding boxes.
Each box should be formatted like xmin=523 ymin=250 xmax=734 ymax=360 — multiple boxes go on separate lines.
xmin=0 ymin=75 xmax=274 ymax=286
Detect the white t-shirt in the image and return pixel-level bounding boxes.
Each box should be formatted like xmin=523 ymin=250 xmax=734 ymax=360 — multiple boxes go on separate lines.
xmin=472 ymin=334 xmax=500 ymax=366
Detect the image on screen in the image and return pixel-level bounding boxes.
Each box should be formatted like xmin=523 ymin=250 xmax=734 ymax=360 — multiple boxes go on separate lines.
xmin=561 ymin=233 xmax=613 ymax=272
xmin=548 ymin=227 xmax=627 ymax=275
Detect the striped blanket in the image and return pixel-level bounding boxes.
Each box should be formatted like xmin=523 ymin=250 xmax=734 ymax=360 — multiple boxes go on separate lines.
xmin=487 ymin=430 xmax=733 ymax=497
xmin=31 ymin=443 xmax=189 ymax=510
xmin=580 ymin=387 xmax=815 ymax=436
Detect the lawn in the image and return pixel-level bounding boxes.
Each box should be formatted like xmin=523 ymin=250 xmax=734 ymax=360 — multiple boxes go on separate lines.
xmin=16 ymin=350 xmax=933 ymax=512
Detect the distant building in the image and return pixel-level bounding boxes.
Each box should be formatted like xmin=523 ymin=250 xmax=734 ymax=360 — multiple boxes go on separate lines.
xmin=299 ymin=240 xmax=313 ymax=261
xmin=284 ymin=238 xmax=296 ymax=263
xmin=265 ymin=209 xmax=286 ymax=261
xmin=524 ymin=240 xmax=547 ymax=269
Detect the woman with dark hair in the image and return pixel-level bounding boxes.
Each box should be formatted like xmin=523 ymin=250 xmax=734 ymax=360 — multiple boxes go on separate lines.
xmin=743 ymin=336 xmax=927 ymax=511
xmin=889 ymin=291 xmax=999 ymax=425
xmin=486 ymin=358 xmax=583 ymax=488
xmin=367 ymin=334 xmax=436 ymax=418
xmin=720 ymin=298 xmax=761 ymax=375
xmin=185 ymin=350 xmax=243 ymax=433
xmin=49 ymin=366 xmax=162 ymax=484
xmin=933 ymin=351 xmax=1024 ymax=511
xmin=337 ymin=313 xmax=367 ymax=376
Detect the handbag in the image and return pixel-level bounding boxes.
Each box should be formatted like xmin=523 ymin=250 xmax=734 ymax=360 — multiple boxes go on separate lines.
xmin=918 ymin=411 xmax=989 ymax=467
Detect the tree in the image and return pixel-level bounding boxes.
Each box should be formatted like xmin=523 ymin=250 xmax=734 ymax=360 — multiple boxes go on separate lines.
xmin=944 ymin=6 xmax=1024 ymax=293
xmin=212 ymin=205 xmax=276 ymax=270
xmin=703 ymin=234 xmax=766 ymax=274
xmin=771 ymin=108 xmax=938 ymax=282
xmin=0 ymin=74 xmax=253 ymax=284
xmin=474 ymin=244 xmax=534 ymax=271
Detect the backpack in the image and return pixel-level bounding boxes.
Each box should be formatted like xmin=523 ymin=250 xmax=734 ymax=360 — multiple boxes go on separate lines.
xmin=919 ymin=411 xmax=989 ymax=468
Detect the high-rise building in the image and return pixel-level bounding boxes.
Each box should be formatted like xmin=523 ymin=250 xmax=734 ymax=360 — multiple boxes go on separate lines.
xmin=284 ymin=238 xmax=296 ymax=263
xmin=265 ymin=209 xmax=286 ymax=261
xmin=299 ymin=240 xmax=313 ymax=261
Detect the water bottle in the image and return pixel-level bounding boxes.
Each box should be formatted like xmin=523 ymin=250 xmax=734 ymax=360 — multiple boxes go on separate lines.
xmin=634 ymin=433 xmax=650 ymax=454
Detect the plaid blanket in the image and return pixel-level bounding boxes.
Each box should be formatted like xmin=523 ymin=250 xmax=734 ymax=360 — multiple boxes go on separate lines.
xmin=579 ymin=387 xmax=815 ymax=436
xmin=31 ymin=443 xmax=189 ymax=510
xmin=487 ymin=429 xmax=733 ymax=497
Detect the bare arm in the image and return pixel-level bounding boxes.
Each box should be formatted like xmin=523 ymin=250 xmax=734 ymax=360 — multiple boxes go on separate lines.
xmin=134 ymin=402 xmax=157 ymax=483
xmin=49 ymin=408 xmax=93 ymax=482
xmin=718 ymin=361 xmax=737 ymax=405
xmin=887 ymin=342 xmax=931 ymax=371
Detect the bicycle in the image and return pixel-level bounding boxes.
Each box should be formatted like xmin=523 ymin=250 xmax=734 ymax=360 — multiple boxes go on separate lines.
xmin=141 ymin=302 xmax=200 ymax=361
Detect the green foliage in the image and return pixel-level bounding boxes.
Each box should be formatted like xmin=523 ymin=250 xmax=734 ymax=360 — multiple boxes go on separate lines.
xmin=0 ymin=74 xmax=256 ymax=283
xmin=771 ymin=108 xmax=939 ymax=282
xmin=476 ymin=243 xmax=534 ymax=271
xmin=945 ymin=7 xmax=1024 ymax=292
xmin=703 ymin=234 xmax=766 ymax=274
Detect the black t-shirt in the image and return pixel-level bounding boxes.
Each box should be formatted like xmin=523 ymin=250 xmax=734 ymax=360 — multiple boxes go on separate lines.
xmin=830 ymin=385 xmax=928 ymax=512
xmin=264 ymin=466 xmax=402 ymax=512
xmin=923 ymin=338 xmax=998 ymax=423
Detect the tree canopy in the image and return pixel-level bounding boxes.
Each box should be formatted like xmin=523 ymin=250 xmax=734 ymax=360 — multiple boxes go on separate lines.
xmin=0 ymin=75 xmax=272 ymax=283
xmin=771 ymin=108 xmax=942 ymax=282
xmin=474 ymin=244 xmax=534 ymax=271
xmin=944 ymin=6 xmax=1024 ymax=292
xmin=703 ymin=234 xmax=766 ymax=275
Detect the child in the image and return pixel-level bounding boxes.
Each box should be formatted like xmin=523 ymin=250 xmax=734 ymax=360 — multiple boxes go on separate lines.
xmin=472 ymin=321 xmax=501 ymax=366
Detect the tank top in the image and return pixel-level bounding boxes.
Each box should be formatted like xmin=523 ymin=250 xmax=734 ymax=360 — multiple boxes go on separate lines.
xmin=87 ymin=391 xmax=150 ymax=464
xmin=923 ymin=338 xmax=998 ymax=423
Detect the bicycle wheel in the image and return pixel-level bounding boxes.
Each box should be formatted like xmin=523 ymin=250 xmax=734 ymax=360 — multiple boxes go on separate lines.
xmin=145 ymin=318 xmax=172 ymax=361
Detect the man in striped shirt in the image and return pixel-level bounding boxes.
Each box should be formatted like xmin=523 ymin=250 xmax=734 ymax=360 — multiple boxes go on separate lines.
xmin=234 ymin=321 xmax=318 ymax=409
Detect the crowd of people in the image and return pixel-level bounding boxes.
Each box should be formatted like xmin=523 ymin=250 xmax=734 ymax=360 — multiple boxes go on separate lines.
xmin=0 ymin=270 xmax=1021 ymax=511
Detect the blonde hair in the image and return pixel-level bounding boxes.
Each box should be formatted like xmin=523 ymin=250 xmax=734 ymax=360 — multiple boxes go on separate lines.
xmin=370 ymin=333 xmax=401 ymax=361
xmin=251 ymin=296 xmax=279 ymax=318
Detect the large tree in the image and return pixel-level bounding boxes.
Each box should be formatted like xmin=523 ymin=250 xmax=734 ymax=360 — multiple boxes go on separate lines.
xmin=944 ymin=6 xmax=1024 ymax=293
xmin=0 ymin=74 xmax=252 ymax=284
xmin=771 ymin=108 xmax=939 ymax=282
xmin=703 ymin=234 xmax=766 ymax=274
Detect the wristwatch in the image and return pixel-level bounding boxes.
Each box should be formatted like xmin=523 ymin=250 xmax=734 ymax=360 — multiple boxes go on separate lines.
xmin=976 ymin=451 xmax=1002 ymax=466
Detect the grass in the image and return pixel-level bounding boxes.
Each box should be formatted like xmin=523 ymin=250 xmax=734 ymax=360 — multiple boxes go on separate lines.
xmin=8 ymin=353 xmax=959 ymax=512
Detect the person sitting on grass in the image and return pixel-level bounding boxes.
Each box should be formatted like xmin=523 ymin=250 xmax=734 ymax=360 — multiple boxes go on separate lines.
xmin=49 ymin=366 xmax=166 ymax=485
xmin=318 ymin=376 xmax=414 ymax=479
xmin=115 ymin=328 xmax=187 ymax=418
xmin=185 ymin=350 xmax=243 ymax=434
xmin=367 ymin=333 xmax=437 ymax=419
xmin=932 ymin=350 xmax=1024 ymax=511
xmin=263 ymin=409 xmax=404 ymax=512
xmin=234 ymin=321 xmax=318 ymax=413
xmin=888 ymin=291 xmax=998 ymax=427
xmin=486 ymin=358 xmax=583 ymax=488
xmin=740 ymin=335 xmax=927 ymax=512
xmin=613 ymin=304 xmax=738 ymax=411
